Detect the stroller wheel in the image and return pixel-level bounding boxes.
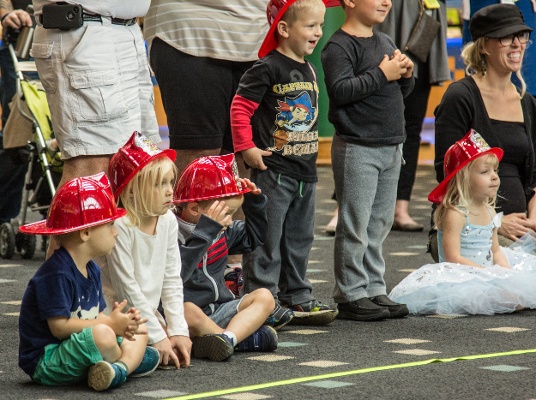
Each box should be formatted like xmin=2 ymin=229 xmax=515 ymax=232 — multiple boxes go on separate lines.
xmin=17 ymin=233 xmax=36 ymax=260
xmin=0 ymin=222 xmax=16 ymax=259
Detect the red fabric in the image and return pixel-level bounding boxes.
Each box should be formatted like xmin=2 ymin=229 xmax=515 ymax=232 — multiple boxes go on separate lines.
xmin=230 ymin=94 xmax=260 ymax=153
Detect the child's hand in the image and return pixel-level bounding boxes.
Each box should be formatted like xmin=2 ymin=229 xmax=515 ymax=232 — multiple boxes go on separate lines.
xmin=242 ymin=147 xmax=271 ymax=170
xmin=399 ymin=53 xmax=414 ymax=78
xmin=153 ymin=337 xmax=182 ymax=368
xmin=378 ymin=50 xmax=408 ymax=81
xmin=170 ymin=335 xmax=192 ymax=368
xmin=239 ymin=178 xmax=262 ymax=195
xmin=110 ymin=300 xmax=148 ymax=340
xmin=205 ymin=200 xmax=233 ymax=229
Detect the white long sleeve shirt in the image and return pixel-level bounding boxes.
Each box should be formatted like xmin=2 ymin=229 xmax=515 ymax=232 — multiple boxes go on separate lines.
xmin=101 ymin=210 xmax=189 ymax=344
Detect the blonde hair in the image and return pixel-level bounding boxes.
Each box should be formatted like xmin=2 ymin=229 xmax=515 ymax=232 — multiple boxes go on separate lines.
xmin=280 ymin=0 xmax=325 ymax=26
xmin=461 ymin=37 xmax=527 ymax=97
xmin=434 ymin=154 xmax=499 ymax=229
xmin=118 ymin=157 xmax=177 ymax=228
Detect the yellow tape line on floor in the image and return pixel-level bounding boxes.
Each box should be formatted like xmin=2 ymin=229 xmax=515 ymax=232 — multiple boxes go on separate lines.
xmin=165 ymin=348 xmax=536 ymax=400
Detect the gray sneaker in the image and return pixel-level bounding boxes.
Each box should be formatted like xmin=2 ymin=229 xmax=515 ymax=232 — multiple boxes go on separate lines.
xmin=191 ymin=334 xmax=234 ymax=361
xmin=287 ymin=300 xmax=338 ymax=325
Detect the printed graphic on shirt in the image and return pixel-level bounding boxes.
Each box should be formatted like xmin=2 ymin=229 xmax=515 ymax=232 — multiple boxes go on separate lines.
xmin=70 ymin=291 xmax=100 ymax=319
xmin=267 ymin=90 xmax=319 ymax=157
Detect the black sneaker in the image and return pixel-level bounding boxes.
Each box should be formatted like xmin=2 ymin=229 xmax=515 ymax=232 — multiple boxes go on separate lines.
xmin=264 ymin=304 xmax=294 ymax=330
xmin=191 ymin=334 xmax=234 ymax=361
xmin=369 ymin=295 xmax=409 ymax=318
xmin=337 ymin=297 xmax=390 ymax=321
xmin=236 ymin=326 xmax=278 ymax=352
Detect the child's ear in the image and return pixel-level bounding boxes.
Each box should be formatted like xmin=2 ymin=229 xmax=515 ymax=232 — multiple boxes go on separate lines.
xmin=79 ymin=228 xmax=91 ymax=242
xmin=187 ymin=202 xmax=200 ymax=216
xmin=343 ymin=0 xmax=355 ymax=8
xmin=277 ymin=20 xmax=290 ymax=39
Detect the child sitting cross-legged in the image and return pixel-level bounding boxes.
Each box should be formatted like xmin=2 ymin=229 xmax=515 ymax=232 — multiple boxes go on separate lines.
xmin=173 ymin=154 xmax=287 ymax=360
xmin=18 ymin=173 xmax=159 ymax=392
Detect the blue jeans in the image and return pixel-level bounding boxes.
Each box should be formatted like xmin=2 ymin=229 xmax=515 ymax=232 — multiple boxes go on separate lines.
xmin=331 ymin=135 xmax=402 ymax=303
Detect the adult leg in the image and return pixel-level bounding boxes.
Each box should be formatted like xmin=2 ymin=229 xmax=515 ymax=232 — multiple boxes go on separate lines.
xmin=393 ymin=69 xmax=431 ymax=231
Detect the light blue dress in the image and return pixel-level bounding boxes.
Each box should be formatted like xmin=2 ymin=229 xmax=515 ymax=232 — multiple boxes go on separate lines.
xmin=390 ymin=212 xmax=536 ymax=315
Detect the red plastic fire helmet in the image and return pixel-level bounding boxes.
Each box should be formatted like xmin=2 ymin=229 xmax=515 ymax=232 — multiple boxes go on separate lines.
xmin=428 ymin=129 xmax=503 ymax=203
xmin=173 ymin=154 xmax=251 ymax=203
xmin=258 ymin=0 xmax=340 ymax=58
xmin=109 ymin=131 xmax=176 ymax=198
xmin=19 ymin=173 xmax=127 ymax=235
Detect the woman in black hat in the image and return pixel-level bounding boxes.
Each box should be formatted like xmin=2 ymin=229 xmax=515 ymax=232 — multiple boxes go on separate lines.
xmin=433 ymin=3 xmax=536 ymax=247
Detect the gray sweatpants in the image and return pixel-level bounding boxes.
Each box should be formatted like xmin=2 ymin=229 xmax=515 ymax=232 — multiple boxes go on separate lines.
xmin=242 ymin=168 xmax=315 ymax=306
xmin=331 ymin=134 xmax=402 ymax=303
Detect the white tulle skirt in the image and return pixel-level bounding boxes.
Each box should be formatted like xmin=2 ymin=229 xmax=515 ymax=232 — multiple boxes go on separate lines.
xmin=389 ymin=245 xmax=536 ymax=315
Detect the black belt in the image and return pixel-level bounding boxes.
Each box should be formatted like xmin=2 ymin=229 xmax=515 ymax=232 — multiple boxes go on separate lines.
xmin=38 ymin=13 xmax=136 ymax=27
xmin=82 ymin=13 xmax=137 ymax=26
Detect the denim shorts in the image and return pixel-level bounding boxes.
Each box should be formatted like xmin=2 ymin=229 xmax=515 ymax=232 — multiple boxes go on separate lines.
xmin=207 ymin=296 xmax=246 ymax=328
xmin=32 ymin=327 xmax=122 ymax=386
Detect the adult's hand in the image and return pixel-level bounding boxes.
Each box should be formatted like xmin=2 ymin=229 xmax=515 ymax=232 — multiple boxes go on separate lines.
xmin=497 ymin=213 xmax=536 ymax=241
xmin=2 ymin=10 xmax=32 ymax=30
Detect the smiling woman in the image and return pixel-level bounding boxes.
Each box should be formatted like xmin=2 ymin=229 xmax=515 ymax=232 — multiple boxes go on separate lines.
xmin=433 ymin=3 xmax=536 ymax=247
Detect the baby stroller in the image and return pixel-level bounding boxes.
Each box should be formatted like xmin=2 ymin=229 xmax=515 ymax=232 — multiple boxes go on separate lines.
xmin=0 ymin=25 xmax=61 ymax=259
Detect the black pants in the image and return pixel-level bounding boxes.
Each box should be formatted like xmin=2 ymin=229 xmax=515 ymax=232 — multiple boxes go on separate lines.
xmin=397 ymin=69 xmax=431 ymax=201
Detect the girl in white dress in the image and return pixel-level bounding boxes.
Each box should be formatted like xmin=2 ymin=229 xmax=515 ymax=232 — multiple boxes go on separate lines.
xmin=390 ymin=130 xmax=536 ymax=315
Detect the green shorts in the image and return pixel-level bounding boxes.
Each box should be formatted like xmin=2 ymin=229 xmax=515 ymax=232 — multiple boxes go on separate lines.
xmin=32 ymin=327 xmax=123 ymax=386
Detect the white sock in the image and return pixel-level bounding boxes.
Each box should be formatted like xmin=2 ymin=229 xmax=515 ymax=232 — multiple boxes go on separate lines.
xmin=223 ymin=330 xmax=237 ymax=347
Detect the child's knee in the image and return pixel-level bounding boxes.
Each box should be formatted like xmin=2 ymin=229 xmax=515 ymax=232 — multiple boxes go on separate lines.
xmin=251 ymin=288 xmax=275 ymax=310
xmin=92 ymin=324 xmax=118 ymax=350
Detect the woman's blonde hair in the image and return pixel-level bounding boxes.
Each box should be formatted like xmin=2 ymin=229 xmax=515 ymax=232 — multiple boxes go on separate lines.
xmin=118 ymin=157 xmax=177 ymax=228
xmin=433 ymin=154 xmax=499 ymax=229
xmin=461 ymin=37 xmax=527 ymax=97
